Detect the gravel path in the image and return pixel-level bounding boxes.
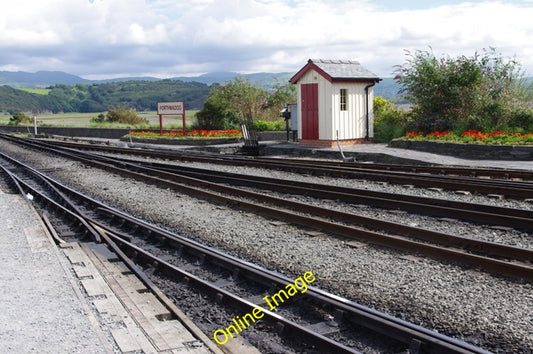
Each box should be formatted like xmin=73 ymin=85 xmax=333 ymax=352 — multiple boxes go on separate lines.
xmin=1 ymin=140 xmax=532 ymax=353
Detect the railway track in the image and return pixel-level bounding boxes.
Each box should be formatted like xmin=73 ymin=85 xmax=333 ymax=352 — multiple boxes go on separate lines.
xmin=1 ymin=135 xmax=532 ymax=282
xmin=112 ymin=155 xmax=533 ymax=231
xmin=10 ymin=134 xmax=533 ymax=198
xmin=35 ymin=139 xmax=533 ymax=231
xmin=3 ymin=135 xmax=533 ymax=229
xmin=0 ymin=149 xmax=490 ymax=353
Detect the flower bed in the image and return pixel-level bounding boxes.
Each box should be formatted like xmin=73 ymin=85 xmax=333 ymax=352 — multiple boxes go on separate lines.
xmin=127 ymin=129 xmax=242 ymax=139
xmin=122 ymin=129 xmax=243 ymax=145
xmin=390 ymin=131 xmax=533 ymax=160
xmin=404 ymin=130 xmax=533 ymax=145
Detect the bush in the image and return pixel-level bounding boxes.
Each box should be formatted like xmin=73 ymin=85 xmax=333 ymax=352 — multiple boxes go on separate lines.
xmin=374 ymin=111 xmax=408 ymax=143
xmin=91 ymin=107 xmax=148 ymax=125
xmin=395 ymin=48 xmax=531 ymax=133
xmin=193 ymin=99 xmax=240 ymax=130
xmin=510 ymin=108 xmax=533 ymax=131
xmin=253 ymin=119 xmax=286 ymax=131
xmin=9 ymin=112 xmax=33 ymax=125
xmin=405 ymin=113 xmax=453 ymax=133
xmin=373 ymin=97 xmax=409 ymax=142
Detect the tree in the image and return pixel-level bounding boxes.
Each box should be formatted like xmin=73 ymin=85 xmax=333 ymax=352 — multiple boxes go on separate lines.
xmin=79 ymin=99 xmax=106 ymax=113
xmin=220 ymin=77 xmax=267 ymax=121
xmin=194 ymin=77 xmax=296 ymax=130
xmin=262 ymin=80 xmax=297 ymax=121
xmin=394 ymin=48 xmax=532 ymax=132
xmin=196 ymin=77 xmax=296 ymax=129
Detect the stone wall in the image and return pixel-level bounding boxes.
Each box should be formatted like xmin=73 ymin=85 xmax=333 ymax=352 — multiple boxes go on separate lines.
xmin=0 ymin=126 xmax=129 ymax=139
xmin=389 ymin=139 xmax=533 ymax=160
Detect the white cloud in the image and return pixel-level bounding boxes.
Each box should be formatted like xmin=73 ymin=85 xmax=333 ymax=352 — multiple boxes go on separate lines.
xmin=0 ymin=0 xmax=532 ymax=78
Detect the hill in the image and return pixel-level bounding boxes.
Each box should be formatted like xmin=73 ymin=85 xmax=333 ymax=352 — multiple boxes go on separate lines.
xmin=0 ymin=86 xmax=47 ymax=112
xmin=173 ymin=72 xmax=296 ymax=90
xmin=0 ymin=70 xmax=404 ymax=114
xmin=0 ymin=69 xmax=400 ymax=96
xmin=0 ymin=71 xmax=92 ymax=88
xmin=0 ymin=80 xmax=211 ymax=113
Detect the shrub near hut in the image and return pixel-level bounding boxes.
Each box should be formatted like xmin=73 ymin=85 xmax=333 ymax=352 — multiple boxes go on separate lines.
xmin=395 ymin=48 xmax=533 ymax=133
xmin=403 ymin=130 xmax=533 ymax=144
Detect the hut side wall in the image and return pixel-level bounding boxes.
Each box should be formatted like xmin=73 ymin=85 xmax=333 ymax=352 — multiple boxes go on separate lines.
xmin=328 ymin=83 xmax=373 ymax=141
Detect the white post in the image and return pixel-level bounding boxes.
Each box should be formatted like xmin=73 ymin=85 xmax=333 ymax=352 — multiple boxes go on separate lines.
xmin=33 ymin=113 xmax=37 ymax=135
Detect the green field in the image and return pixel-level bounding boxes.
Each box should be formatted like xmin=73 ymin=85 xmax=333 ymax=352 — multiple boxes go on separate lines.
xmin=4 ymin=110 xmax=199 ymax=129
xmin=18 ymin=88 xmax=51 ymax=95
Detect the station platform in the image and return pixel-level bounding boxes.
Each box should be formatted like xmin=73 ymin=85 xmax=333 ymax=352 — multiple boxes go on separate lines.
xmin=0 ymin=190 xmax=220 ymax=353
xmin=64 ymin=135 xmax=533 ymax=171
xmin=261 ymin=142 xmax=533 ymax=171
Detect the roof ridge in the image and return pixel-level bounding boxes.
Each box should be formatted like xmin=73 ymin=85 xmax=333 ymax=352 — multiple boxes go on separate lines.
xmin=291 ymin=59 xmax=380 ymax=84
xmin=311 ymin=59 xmax=361 ymax=65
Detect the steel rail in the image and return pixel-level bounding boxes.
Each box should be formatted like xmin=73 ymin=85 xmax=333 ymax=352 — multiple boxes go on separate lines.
xmin=4 ymin=135 xmax=533 ymax=199
xmin=0 ymin=164 xmax=102 ymax=243
xmin=87 ymin=224 xmax=223 ymax=354
xmin=3 ymin=144 xmax=531 ymax=281
xmin=105 ymin=229 xmax=486 ymax=354
xmin=109 ymin=156 xmax=533 ymax=231
xmin=14 ymin=135 xmax=533 ymax=182
xmin=0 ymin=154 xmax=489 ymax=353
xmin=255 ymin=156 xmax=533 ymax=181
xmin=39 ymin=149 xmax=533 ymax=262
xmin=59 ymin=150 xmax=533 ymax=264
xmin=99 ymin=229 xmax=359 ymax=353
xmin=0 ymin=164 xmax=221 ymax=354
xmin=0 ymin=158 xmax=352 ymax=353
xmin=199 ymin=160 xmax=533 ymax=198
xmin=3 ymin=134 xmax=533 ymax=228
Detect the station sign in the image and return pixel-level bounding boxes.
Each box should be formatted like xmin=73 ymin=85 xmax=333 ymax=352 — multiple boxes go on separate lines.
xmin=157 ymin=101 xmax=185 ymax=115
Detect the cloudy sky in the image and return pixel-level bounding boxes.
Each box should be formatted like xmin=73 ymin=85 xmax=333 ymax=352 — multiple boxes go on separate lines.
xmin=1 ymin=0 xmax=532 ymax=79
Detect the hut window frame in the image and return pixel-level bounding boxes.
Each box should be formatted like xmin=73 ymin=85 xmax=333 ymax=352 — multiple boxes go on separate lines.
xmin=340 ymin=88 xmax=348 ymax=111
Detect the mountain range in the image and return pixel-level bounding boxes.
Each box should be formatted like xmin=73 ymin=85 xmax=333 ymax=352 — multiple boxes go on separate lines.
xmin=0 ymin=70 xmax=293 ymax=88
xmin=0 ymin=70 xmax=401 ymax=99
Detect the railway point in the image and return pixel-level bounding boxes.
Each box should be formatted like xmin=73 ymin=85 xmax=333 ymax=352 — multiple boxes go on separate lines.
xmin=0 ymin=189 xmax=222 ymax=353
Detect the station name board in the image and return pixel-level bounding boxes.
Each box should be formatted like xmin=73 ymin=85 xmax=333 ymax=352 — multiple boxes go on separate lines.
xmin=157 ymin=101 xmax=185 ymax=115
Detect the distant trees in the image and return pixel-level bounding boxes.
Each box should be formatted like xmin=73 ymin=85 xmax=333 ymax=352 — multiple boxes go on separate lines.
xmin=0 ymin=80 xmax=211 ymax=114
xmin=194 ymin=77 xmax=295 ymax=130
xmin=394 ymin=48 xmax=533 ymax=133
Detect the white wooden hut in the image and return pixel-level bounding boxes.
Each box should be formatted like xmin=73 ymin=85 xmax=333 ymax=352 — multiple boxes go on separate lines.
xmin=290 ymin=59 xmax=380 ymax=146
